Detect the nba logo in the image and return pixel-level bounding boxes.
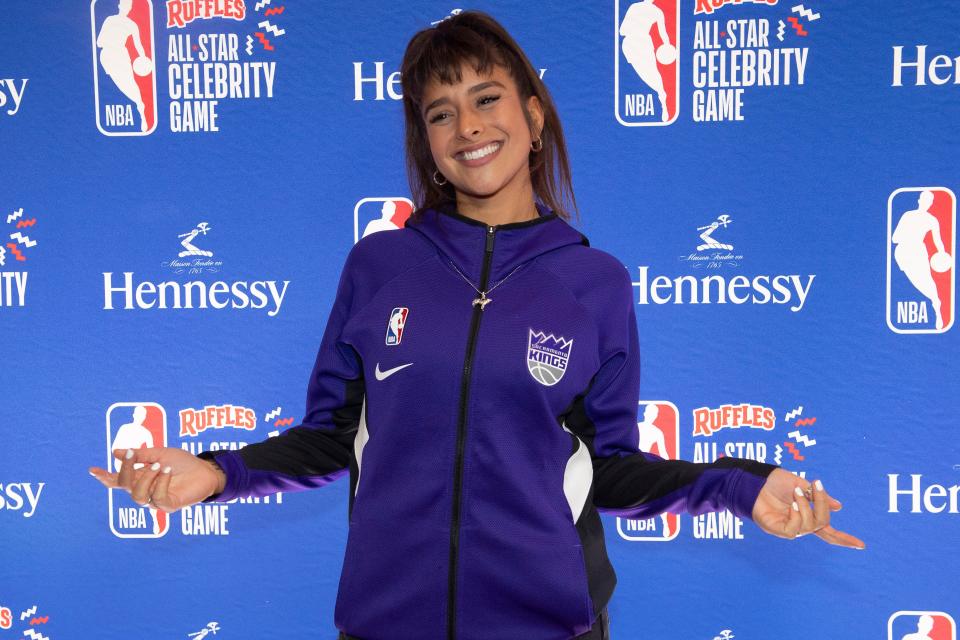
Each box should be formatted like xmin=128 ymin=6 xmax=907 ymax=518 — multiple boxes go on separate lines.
xmin=386 ymin=307 xmax=409 ymax=345
xmin=105 ymin=402 xmax=168 ymax=538
xmin=888 ymin=611 xmax=956 ymax=640
xmin=615 ymin=0 xmax=680 ymax=126
xmin=887 ymin=187 xmax=956 ymax=333
xmin=617 ymin=401 xmax=680 ymax=541
xmin=355 ymin=197 xmax=414 ymax=243
xmin=90 ymin=0 xmax=158 ymax=136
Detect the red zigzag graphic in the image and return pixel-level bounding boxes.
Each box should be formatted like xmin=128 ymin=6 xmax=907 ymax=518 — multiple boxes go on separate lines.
xmin=6 ymin=242 xmax=25 ymax=261
xmin=264 ymin=6 xmax=285 ymax=15
xmin=787 ymin=16 xmax=808 ymax=36
xmin=794 ymin=417 xmax=817 ymax=427
xmin=784 ymin=441 xmax=805 ymax=461
xmin=254 ymin=32 xmax=274 ymax=51
xmin=16 ymin=218 xmax=37 ymax=228
xmin=274 ymin=417 xmax=294 ymax=427
xmin=30 ymin=616 xmax=50 ymax=624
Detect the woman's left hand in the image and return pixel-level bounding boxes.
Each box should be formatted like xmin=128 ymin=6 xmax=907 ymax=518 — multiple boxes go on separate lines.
xmin=751 ymin=468 xmax=866 ymax=549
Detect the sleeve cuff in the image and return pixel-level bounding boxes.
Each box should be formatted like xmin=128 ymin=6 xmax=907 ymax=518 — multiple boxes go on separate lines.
xmin=726 ymin=461 xmax=779 ymax=520
xmin=197 ymin=450 xmax=246 ymax=503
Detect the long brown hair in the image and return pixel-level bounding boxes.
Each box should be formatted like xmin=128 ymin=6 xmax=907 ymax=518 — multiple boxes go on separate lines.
xmin=399 ymin=10 xmax=579 ymax=223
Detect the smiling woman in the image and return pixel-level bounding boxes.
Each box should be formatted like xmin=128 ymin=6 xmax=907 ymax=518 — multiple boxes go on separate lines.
xmin=89 ymin=9 xmax=864 ymax=640
xmin=400 ymin=12 xmax=577 ymax=227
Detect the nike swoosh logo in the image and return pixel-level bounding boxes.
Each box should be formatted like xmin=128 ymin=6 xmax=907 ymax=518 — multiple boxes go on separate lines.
xmin=375 ymin=362 xmax=414 ymax=381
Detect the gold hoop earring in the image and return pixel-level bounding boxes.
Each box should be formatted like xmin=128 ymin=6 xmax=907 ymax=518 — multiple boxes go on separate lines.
xmin=432 ymin=170 xmax=447 ymax=186
xmin=530 ymin=137 xmax=543 ymax=153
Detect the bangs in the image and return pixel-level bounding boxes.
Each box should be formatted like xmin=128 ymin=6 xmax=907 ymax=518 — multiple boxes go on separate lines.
xmin=402 ymin=24 xmax=516 ymax=109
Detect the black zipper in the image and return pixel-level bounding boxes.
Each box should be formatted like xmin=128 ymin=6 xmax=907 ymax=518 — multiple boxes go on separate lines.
xmin=446 ymin=224 xmax=496 ymax=640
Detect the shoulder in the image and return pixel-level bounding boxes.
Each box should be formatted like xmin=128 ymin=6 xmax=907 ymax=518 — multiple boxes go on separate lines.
xmin=345 ymin=228 xmax=434 ymax=276
xmin=536 ymin=243 xmax=633 ymax=308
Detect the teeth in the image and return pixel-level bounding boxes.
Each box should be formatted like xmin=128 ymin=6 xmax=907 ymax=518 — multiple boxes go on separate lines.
xmin=460 ymin=142 xmax=500 ymax=161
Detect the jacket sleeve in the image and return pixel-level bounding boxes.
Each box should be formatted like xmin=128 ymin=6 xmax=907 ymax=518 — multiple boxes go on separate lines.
xmin=566 ymin=264 xmax=779 ymax=521
xmin=197 ymin=247 xmax=366 ymax=503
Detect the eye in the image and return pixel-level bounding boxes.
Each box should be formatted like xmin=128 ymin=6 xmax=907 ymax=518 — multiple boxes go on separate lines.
xmin=428 ymin=111 xmax=449 ymax=124
xmin=478 ymin=94 xmax=500 ymax=106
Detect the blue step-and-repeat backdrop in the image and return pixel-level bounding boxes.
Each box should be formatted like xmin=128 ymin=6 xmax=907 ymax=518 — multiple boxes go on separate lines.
xmin=1 ymin=1 xmax=958 ymax=638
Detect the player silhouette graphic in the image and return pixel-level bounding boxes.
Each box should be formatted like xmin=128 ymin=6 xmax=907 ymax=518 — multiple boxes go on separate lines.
xmin=620 ymin=0 xmax=675 ymax=122
xmin=95 ymin=0 xmax=152 ymax=132
xmin=900 ymin=614 xmax=935 ymax=640
xmin=892 ymin=190 xmax=952 ymax=330
xmin=111 ymin=405 xmax=164 ymax=535
xmin=637 ymin=404 xmax=672 ymax=537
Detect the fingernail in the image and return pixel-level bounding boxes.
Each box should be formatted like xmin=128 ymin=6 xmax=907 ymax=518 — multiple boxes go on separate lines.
xmin=162 ymin=466 xmax=171 ymax=474
xmin=89 ymin=470 xmax=97 ymax=477
xmin=794 ymin=486 xmax=804 ymax=498
xmin=792 ymin=501 xmax=799 ymax=511
xmin=815 ymin=479 xmax=824 ymax=492
xmin=125 ymin=449 xmax=134 ymax=460
xmin=150 ymin=462 xmax=160 ymax=471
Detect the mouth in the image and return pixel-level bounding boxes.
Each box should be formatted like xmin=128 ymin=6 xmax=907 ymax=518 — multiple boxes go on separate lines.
xmin=455 ymin=141 xmax=503 ymax=166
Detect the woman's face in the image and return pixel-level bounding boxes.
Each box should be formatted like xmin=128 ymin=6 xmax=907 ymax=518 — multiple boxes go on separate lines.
xmin=420 ymin=62 xmax=543 ymax=207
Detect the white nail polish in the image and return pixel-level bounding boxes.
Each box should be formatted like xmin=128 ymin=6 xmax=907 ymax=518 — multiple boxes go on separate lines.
xmin=162 ymin=466 xmax=172 ymax=474
xmin=150 ymin=462 xmax=160 ymax=471
xmin=794 ymin=486 xmax=804 ymax=498
xmin=125 ymin=449 xmax=134 ymax=460
xmin=815 ymin=479 xmax=824 ymax=491
xmin=792 ymin=501 xmax=799 ymax=511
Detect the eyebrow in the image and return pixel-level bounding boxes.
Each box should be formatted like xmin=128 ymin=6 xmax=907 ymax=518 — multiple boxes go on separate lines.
xmin=422 ymin=80 xmax=507 ymax=117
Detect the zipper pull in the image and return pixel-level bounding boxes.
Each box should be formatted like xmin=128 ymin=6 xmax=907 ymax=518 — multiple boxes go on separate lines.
xmin=485 ymin=225 xmax=495 ymax=252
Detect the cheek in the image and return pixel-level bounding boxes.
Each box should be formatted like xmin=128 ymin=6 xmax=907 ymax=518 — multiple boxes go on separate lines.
xmin=426 ymin=132 xmax=447 ymax=167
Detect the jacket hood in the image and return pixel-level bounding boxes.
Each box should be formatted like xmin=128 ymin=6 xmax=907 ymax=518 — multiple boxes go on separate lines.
xmin=404 ymin=201 xmax=589 ymax=283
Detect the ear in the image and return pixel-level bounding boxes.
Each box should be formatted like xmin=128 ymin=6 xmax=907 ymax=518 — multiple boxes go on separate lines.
xmin=526 ymin=94 xmax=545 ymax=138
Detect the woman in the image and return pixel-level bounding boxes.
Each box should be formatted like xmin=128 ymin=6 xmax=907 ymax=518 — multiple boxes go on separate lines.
xmin=89 ymin=11 xmax=864 ymax=639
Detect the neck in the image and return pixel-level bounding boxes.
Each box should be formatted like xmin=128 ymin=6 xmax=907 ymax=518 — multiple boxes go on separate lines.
xmin=453 ymin=177 xmax=539 ymax=227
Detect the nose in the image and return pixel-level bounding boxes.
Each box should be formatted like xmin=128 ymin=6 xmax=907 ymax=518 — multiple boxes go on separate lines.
xmin=458 ymin=107 xmax=483 ymax=139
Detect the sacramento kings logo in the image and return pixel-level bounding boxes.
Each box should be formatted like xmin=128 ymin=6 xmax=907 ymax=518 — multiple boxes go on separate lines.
xmin=527 ymin=329 xmax=573 ymax=386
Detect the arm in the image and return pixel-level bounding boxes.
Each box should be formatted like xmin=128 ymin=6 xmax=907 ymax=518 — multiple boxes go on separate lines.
xmin=568 ymin=264 xmax=778 ymax=521
xmin=928 ymin=217 xmax=947 ymax=254
xmin=197 ymin=248 xmax=366 ymax=503
xmin=129 ymin=21 xmax=146 ymax=58
xmin=656 ymin=11 xmax=670 ymax=47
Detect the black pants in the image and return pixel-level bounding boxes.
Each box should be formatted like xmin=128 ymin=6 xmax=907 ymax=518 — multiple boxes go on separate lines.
xmin=337 ymin=608 xmax=610 ymax=640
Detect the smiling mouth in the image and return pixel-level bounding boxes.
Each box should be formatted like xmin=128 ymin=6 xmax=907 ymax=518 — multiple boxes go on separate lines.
xmin=456 ymin=142 xmax=502 ymax=162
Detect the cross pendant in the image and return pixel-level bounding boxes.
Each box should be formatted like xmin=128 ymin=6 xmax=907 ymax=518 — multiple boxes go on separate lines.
xmin=472 ymin=294 xmax=492 ymax=310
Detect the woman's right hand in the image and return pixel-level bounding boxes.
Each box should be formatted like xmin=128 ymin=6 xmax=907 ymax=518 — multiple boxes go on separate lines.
xmin=88 ymin=447 xmax=226 ymax=512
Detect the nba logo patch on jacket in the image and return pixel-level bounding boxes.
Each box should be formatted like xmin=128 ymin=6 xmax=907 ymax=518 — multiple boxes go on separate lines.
xmin=385 ymin=307 xmax=409 ymax=345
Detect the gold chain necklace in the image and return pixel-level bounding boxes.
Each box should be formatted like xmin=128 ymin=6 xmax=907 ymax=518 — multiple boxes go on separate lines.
xmin=447 ymin=260 xmax=525 ymax=310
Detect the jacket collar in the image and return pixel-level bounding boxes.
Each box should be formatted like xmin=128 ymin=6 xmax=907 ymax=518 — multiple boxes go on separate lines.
xmin=405 ymin=201 xmax=589 ymax=283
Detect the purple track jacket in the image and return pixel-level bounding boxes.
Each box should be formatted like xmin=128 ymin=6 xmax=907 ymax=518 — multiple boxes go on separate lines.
xmin=198 ymin=201 xmax=779 ymax=640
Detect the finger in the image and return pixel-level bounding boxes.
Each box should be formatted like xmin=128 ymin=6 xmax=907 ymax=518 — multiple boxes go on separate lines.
xmin=113 ymin=447 xmax=166 ymax=489
xmin=783 ymin=498 xmax=802 ymax=539
xmin=793 ymin=484 xmax=815 ymax=534
xmin=811 ymin=479 xmax=831 ymax=530
xmin=115 ymin=448 xmax=138 ymax=490
xmin=131 ymin=461 xmax=163 ymax=506
xmin=88 ymin=467 xmax=120 ymax=489
xmin=151 ymin=465 xmax=176 ymax=511
xmin=814 ymin=525 xmax=866 ymax=550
